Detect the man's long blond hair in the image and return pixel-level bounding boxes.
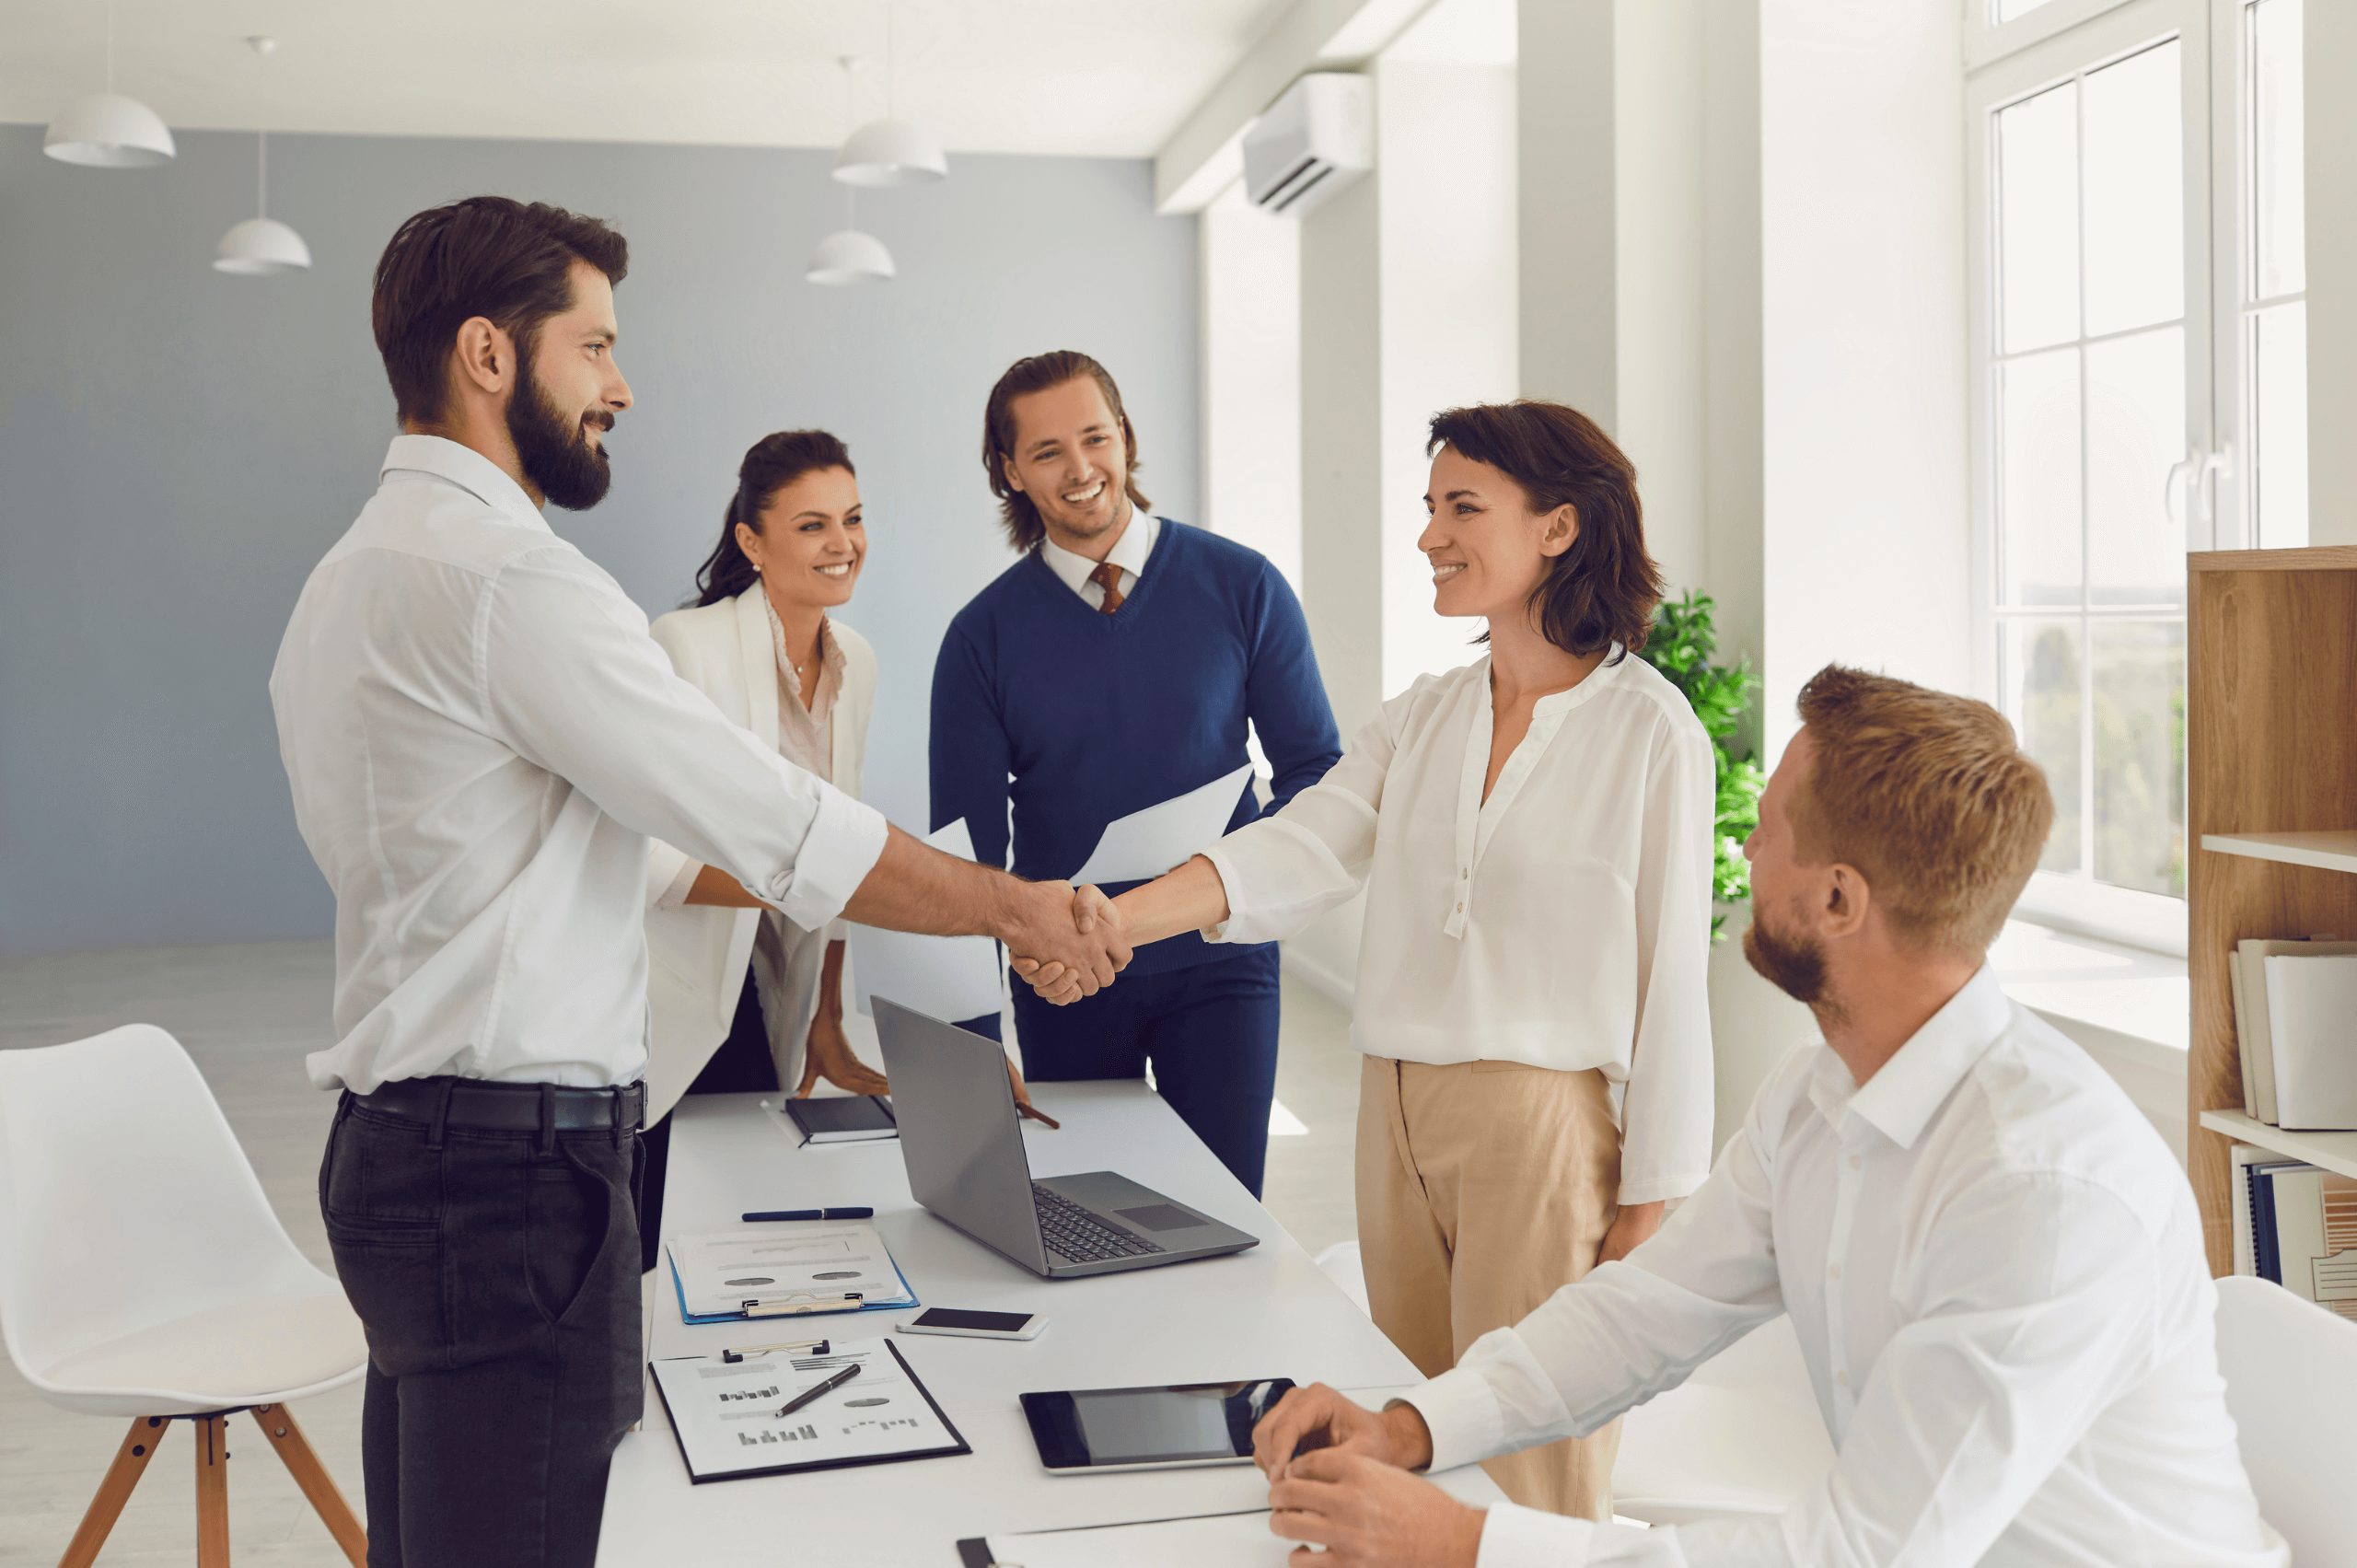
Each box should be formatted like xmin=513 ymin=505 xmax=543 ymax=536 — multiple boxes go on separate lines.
xmin=1793 ymin=666 xmax=2055 ymax=956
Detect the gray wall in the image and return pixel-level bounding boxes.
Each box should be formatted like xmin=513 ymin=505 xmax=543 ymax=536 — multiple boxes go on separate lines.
xmin=0 ymin=126 xmax=1199 ymax=954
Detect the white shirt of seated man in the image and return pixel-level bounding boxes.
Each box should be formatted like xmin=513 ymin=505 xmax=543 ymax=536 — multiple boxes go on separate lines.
xmin=1249 ymin=668 xmax=2284 ymax=1568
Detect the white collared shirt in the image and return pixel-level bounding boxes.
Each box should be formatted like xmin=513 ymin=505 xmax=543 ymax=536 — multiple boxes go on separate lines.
xmin=1038 ymin=507 xmax=1158 ymax=609
xmin=269 ymin=436 xmax=889 ymax=1094
xmin=1402 ymin=968 xmax=2284 ymax=1567
xmin=1202 ymin=652 xmax=1717 ymax=1203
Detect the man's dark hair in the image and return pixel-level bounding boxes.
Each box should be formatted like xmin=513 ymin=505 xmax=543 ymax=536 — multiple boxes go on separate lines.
xmin=1425 ymin=400 xmax=1664 ymax=663
xmin=691 ymin=430 xmax=857 ymax=608
xmin=370 ymin=197 xmax=629 ymax=426
xmin=981 ymin=350 xmax=1150 ymax=552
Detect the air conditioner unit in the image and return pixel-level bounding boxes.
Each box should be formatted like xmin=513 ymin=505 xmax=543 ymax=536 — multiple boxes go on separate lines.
xmin=1241 ymin=73 xmax=1373 ymax=218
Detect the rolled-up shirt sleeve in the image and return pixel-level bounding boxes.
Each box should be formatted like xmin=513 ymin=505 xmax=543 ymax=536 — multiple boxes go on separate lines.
xmin=1201 ymin=697 xmax=1398 ymax=947
xmin=481 ymin=547 xmax=887 ymax=933
xmin=647 ymin=842 xmax=702 ymax=912
xmin=1616 ymin=724 xmax=1719 ymax=1204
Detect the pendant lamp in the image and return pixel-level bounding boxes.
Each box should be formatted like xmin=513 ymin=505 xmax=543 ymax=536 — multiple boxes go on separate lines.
xmin=44 ymin=0 xmax=176 ymax=168
xmin=807 ymin=60 xmax=897 ymax=285
xmin=832 ymin=6 xmax=946 ymax=187
xmin=215 ymin=39 xmax=310 ymax=274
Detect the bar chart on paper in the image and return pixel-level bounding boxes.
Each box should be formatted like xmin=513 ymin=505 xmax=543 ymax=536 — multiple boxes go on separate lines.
xmin=648 ymin=1339 xmax=969 ymax=1481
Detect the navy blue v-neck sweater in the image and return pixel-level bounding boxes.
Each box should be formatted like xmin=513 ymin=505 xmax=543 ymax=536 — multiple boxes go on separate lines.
xmin=928 ymin=519 xmax=1341 ymax=974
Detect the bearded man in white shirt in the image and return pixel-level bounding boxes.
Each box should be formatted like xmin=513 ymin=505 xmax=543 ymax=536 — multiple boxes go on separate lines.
xmin=1245 ymin=666 xmax=2282 ymax=1567
xmin=270 ymin=197 xmax=1127 ymax=1568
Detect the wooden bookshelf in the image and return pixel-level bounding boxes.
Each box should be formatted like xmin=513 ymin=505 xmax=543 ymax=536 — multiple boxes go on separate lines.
xmin=2188 ymin=543 xmax=2357 ymax=1275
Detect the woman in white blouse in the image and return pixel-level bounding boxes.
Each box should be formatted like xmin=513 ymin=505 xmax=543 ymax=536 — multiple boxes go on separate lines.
xmin=1031 ymin=401 xmax=1717 ymax=1519
xmin=633 ymin=431 xmax=885 ymax=1267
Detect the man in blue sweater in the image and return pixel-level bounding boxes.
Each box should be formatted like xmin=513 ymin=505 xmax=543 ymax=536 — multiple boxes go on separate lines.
xmin=930 ymin=351 xmax=1341 ymax=1197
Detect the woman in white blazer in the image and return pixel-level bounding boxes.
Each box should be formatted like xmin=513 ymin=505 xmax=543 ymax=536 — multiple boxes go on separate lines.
xmin=634 ymin=431 xmax=884 ymax=1265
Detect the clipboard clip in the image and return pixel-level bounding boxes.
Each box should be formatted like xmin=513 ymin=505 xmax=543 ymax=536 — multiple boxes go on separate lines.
xmin=742 ymin=1290 xmax=864 ymax=1318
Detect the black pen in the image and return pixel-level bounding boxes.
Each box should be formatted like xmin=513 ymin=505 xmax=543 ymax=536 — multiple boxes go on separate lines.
xmin=775 ymin=1361 xmax=861 ymax=1419
xmin=742 ymin=1206 xmax=874 ymax=1223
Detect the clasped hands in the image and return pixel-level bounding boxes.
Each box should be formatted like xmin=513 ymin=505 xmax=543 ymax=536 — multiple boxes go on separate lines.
xmin=1247 ymin=1385 xmax=1488 ymax=1567
xmin=1005 ymin=883 xmax=1132 ymax=1006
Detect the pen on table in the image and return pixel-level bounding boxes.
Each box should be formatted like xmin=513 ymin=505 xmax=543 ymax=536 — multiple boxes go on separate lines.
xmin=720 ymin=1338 xmax=828 ymax=1365
xmin=741 ymin=1206 xmax=874 ymax=1223
xmin=776 ymin=1361 xmax=862 ymax=1419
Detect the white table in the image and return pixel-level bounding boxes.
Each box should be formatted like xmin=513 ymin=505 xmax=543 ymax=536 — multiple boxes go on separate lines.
xmin=598 ymin=1081 xmax=1502 ymax=1565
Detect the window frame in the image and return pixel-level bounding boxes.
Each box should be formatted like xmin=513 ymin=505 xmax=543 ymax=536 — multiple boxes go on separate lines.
xmin=1964 ymin=0 xmax=2214 ymax=958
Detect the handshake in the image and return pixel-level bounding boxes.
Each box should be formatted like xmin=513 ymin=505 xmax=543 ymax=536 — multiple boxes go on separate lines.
xmin=1004 ymin=882 xmax=1132 ymax=1006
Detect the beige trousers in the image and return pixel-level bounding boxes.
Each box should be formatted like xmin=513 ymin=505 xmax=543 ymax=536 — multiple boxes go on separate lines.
xmin=1356 ymin=1056 xmax=1623 ymax=1521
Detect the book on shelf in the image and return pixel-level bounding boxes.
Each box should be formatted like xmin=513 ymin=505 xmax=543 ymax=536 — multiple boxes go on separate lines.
xmin=2230 ymin=936 xmax=2357 ymax=1128
xmin=2228 ymin=1144 xmax=2357 ymax=1324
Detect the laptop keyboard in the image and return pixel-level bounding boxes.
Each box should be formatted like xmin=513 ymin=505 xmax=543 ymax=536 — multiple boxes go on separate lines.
xmin=1033 ymin=1184 xmax=1167 ymax=1262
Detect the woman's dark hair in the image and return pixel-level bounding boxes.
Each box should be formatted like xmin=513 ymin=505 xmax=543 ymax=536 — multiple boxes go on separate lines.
xmin=1425 ymin=401 xmax=1664 ymax=662
xmin=981 ymin=350 xmax=1151 ymax=552
xmin=370 ymin=196 xmax=629 ymax=426
xmin=690 ymin=431 xmax=857 ymax=608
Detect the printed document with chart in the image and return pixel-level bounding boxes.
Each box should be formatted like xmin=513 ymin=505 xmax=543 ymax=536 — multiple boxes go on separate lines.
xmin=650 ymin=1338 xmax=968 ymax=1481
xmin=668 ymin=1220 xmax=915 ymax=1321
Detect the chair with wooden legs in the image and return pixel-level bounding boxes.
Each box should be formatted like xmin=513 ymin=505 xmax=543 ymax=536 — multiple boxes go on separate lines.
xmin=0 ymin=1025 xmax=370 ymax=1566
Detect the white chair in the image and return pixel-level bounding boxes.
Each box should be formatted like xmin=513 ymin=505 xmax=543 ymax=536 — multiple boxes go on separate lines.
xmin=0 ymin=1024 xmax=369 ymax=1567
xmin=2214 ymin=1274 xmax=2357 ymax=1559
xmin=1611 ymin=1316 xmax=1832 ymax=1525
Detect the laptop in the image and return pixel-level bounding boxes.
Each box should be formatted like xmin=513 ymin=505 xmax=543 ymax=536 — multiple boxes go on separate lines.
xmin=872 ymin=998 xmax=1259 ymax=1279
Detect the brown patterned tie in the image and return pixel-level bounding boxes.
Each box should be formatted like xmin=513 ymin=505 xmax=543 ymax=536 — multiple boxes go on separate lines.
xmin=1088 ymin=562 xmax=1125 ymax=615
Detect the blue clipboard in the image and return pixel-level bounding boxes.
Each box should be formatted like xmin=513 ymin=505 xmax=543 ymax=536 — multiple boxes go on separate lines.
xmin=668 ymin=1248 xmax=920 ymax=1326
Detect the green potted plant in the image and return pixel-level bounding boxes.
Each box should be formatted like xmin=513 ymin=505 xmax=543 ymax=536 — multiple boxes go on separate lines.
xmin=1637 ymin=590 xmax=1765 ymax=941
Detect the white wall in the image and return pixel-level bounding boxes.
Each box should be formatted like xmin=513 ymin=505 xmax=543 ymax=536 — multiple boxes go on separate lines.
xmin=2304 ymin=0 xmax=2357 ymax=545
xmin=1376 ymin=56 xmax=1522 ymax=696
xmin=1756 ymin=0 xmax=1971 ymax=752
xmin=1202 ymin=181 xmax=1306 ymax=589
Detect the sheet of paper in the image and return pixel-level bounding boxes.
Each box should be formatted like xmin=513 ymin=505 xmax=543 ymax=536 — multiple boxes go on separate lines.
xmin=984 ymin=1511 xmax=1290 ymax=1566
xmin=651 ymin=1338 xmax=960 ymax=1480
xmin=668 ymin=1222 xmax=913 ymax=1318
xmin=848 ymin=818 xmax=1004 ymax=1022
xmin=1070 ymin=763 xmax=1257 ymax=888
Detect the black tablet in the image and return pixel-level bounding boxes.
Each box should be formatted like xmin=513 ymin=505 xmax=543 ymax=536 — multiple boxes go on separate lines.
xmin=1018 ymin=1379 xmax=1296 ymax=1473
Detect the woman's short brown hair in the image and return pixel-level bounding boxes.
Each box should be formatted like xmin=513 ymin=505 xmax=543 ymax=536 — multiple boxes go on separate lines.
xmin=981 ymin=350 xmax=1151 ymax=552
xmin=1792 ymin=666 xmax=2055 ymax=955
xmin=370 ymin=196 xmax=629 ymax=426
xmin=1426 ymin=401 xmax=1664 ymax=662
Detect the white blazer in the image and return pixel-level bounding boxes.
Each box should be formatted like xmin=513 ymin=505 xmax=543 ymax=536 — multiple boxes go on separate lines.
xmin=642 ymin=587 xmax=877 ymax=1121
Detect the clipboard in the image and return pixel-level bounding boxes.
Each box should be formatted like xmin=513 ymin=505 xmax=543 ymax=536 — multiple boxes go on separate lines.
xmin=668 ymin=1248 xmax=919 ymax=1325
xmin=649 ymin=1339 xmax=970 ymax=1484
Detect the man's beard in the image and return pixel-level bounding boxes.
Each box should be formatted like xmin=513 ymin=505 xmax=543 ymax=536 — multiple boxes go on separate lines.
xmin=508 ymin=362 xmax=612 ymax=511
xmin=1743 ymin=901 xmax=1838 ymax=1017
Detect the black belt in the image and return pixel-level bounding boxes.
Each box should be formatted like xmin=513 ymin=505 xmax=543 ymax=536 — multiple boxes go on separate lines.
xmin=354 ymin=1075 xmax=645 ymax=1135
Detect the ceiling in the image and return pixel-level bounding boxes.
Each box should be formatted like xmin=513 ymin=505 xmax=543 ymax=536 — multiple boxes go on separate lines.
xmin=0 ymin=0 xmax=1300 ymax=157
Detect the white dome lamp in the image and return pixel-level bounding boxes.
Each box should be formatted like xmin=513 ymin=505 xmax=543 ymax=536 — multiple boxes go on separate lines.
xmin=807 ymin=59 xmax=897 ymax=285
xmin=215 ymin=38 xmax=310 ymax=275
xmin=832 ymin=7 xmax=946 ymax=188
xmin=44 ymin=0 xmax=177 ymax=168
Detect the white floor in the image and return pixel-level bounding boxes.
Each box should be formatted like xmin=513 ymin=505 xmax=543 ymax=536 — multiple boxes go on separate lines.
xmin=0 ymin=941 xmax=1365 ymax=1566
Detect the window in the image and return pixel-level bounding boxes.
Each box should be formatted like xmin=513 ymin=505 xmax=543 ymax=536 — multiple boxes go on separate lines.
xmin=1967 ymin=0 xmax=2306 ymax=952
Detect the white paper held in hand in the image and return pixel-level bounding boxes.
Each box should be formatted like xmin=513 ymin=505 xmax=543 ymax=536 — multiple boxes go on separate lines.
xmin=848 ymin=819 xmax=1004 ymax=1021
xmin=1070 ymin=763 xmax=1257 ymax=889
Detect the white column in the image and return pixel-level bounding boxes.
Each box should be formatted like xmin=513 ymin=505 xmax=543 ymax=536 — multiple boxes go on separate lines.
xmin=1200 ymin=182 xmax=1305 ymax=589
xmin=2304 ymin=0 xmax=2357 ymax=545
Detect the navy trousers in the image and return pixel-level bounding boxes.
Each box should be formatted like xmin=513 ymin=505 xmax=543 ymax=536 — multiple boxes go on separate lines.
xmin=969 ymin=944 xmax=1282 ymax=1198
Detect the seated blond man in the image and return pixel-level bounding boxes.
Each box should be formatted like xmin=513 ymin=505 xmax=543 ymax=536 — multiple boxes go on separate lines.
xmin=1252 ymin=666 xmax=2282 ymax=1567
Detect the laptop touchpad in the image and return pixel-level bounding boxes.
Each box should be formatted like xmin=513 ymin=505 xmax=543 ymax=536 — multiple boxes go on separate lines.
xmin=1116 ymin=1203 xmax=1202 ymax=1232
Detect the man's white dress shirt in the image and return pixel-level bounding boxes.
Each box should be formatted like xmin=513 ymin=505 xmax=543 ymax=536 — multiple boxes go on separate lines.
xmin=1038 ymin=508 xmax=1158 ymax=608
xmin=270 ymin=436 xmax=889 ymax=1094
xmin=1400 ymin=968 xmax=2284 ymax=1566
xmin=1202 ymin=651 xmax=1717 ymax=1203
